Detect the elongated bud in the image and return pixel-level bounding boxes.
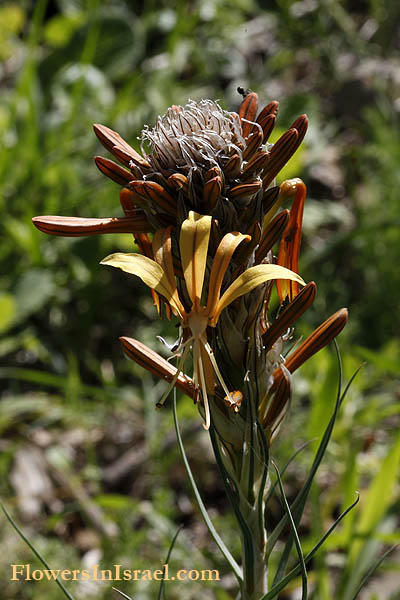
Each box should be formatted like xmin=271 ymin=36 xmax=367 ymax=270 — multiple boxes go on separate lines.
xmin=277 ymin=179 xmax=306 ymax=303
xmin=263 ymin=115 xmax=308 ymax=190
xmin=272 ymin=308 xmax=349 ymax=389
xmin=224 ymin=154 xmax=241 ymax=178
xmin=255 ymin=100 xmax=279 ymax=142
xmin=205 ymin=165 xmax=223 ymax=183
xmin=242 ymin=151 xmax=270 ymax=180
xmin=263 ymin=282 xmax=316 ymax=351
xmin=238 ymin=91 xmax=259 ymax=138
xmin=168 ymin=173 xmax=189 ymax=193
xmin=242 ymin=129 xmax=263 ymax=161
xmin=233 ymin=221 xmax=261 ymax=269
xmin=119 ymin=188 xmax=138 ymax=215
xmin=262 ymin=128 xmax=298 ymax=189
xmin=203 ymin=176 xmax=222 ymax=212
xmin=129 ymin=180 xmax=177 ymax=216
xmin=256 ymin=100 xmax=279 ymax=123
xmin=93 ymin=123 xmax=151 ymax=170
xmin=120 ymin=337 xmax=196 ymax=399
xmin=32 ymin=214 xmax=152 ymax=236
xmin=290 ymin=114 xmax=308 ymax=139
xmin=230 ymin=181 xmax=262 ymax=202
xmin=262 ymin=186 xmax=280 ymax=215
xmin=255 ymin=210 xmax=290 ymax=263
xmin=94 ymin=156 xmax=134 ymax=186
xmin=261 ymin=366 xmax=291 ymax=435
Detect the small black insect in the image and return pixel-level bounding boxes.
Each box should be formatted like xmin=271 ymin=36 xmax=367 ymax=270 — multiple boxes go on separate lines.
xmin=237 ymin=86 xmax=252 ymax=98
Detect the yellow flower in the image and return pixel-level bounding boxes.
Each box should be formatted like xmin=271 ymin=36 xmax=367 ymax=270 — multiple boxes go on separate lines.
xmin=101 ymin=211 xmax=304 ymax=429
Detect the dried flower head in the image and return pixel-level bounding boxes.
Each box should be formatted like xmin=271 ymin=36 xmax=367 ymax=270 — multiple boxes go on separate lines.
xmin=140 ymin=99 xmax=246 ymax=171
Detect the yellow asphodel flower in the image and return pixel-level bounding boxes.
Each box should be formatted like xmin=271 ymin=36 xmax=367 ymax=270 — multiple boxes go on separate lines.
xmin=101 ymin=211 xmax=304 ymax=429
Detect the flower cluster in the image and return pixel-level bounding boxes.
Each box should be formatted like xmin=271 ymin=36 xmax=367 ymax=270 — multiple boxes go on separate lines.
xmin=33 ymin=91 xmax=347 ymax=446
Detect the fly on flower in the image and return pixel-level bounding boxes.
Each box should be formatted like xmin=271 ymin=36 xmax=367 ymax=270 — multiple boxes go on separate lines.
xmin=101 ymin=211 xmax=304 ymax=429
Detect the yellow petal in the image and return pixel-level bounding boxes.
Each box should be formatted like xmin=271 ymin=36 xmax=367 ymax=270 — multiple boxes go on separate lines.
xmin=206 ymin=231 xmax=250 ymax=317
xmin=179 ymin=211 xmax=212 ymax=308
xmin=152 ymin=227 xmax=186 ymax=317
xmin=211 ymin=264 xmax=305 ymax=325
xmin=100 ymin=253 xmax=184 ymax=317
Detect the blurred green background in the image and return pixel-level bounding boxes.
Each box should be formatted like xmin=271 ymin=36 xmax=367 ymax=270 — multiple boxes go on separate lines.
xmin=1 ymin=0 xmax=399 ymax=598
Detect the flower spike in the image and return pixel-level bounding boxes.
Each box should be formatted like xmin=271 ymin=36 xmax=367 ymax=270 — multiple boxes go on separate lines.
xmin=33 ymin=93 xmax=345 ymax=443
xmin=255 ymin=210 xmax=290 ymax=264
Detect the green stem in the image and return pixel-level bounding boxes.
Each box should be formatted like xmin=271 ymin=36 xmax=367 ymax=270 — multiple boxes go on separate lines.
xmin=242 ymin=533 xmax=268 ymax=599
xmin=210 ymin=420 xmax=269 ymax=599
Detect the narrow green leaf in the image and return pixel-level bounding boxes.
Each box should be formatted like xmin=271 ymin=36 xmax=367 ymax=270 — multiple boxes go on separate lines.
xmin=208 ymin=422 xmax=250 ymax=597
xmin=272 ymin=460 xmax=307 ymax=600
xmin=267 ymin=349 xmax=363 ymax=558
xmin=270 ymin=344 xmax=361 ymax=585
xmin=1 ymin=501 xmax=76 ymax=600
xmin=112 ymin=588 xmax=134 ymax=600
xmin=256 ymin=422 xmax=270 ymax=543
xmin=265 ymin=439 xmax=315 ymax=506
xmin=260 ymin=495 xmax=359 ymax=600
xmin=240 ymin=380 xmax=258 ymax=505
xmin=158 ymin=525 xmax=183 ymax=600
xmin=349 ymin=545 xmax=398 ymax=600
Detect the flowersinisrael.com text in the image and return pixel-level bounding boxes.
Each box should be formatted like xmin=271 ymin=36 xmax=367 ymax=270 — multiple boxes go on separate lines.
xmin=11 ymin=563 xmax=220 ymax=582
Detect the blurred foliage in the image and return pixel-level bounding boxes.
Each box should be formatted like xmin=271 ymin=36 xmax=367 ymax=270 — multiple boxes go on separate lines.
xmin=0 ymin=0 xmax=399 ymax=598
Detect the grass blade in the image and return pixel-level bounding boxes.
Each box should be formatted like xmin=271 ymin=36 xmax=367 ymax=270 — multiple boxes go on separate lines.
xmin=112 ymin=589 xmax=134 ymax=600
xmin=341 ymin=430 xmax=400 ymax=598
xmin=271 ymin=460 xmax=307 ymax=600
xmin=158 ymin=525 xmax=184 ymax=600
xmin=260 ymin=495 xmax=360 ymax=599
xmin=1 ymin=501 xmax=75 ymax=600
xmin=267 ymin=345 xmax=363 ymax=559
xmin=349 ymin=545 xmax=398 ymax=600
xmin=208 ymin=422 xmax=250 ymax=596
xmin=349 ymin=431 xmax=400 ymax=566
xmin=265 ymin=440 xmax=315 ymax=514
